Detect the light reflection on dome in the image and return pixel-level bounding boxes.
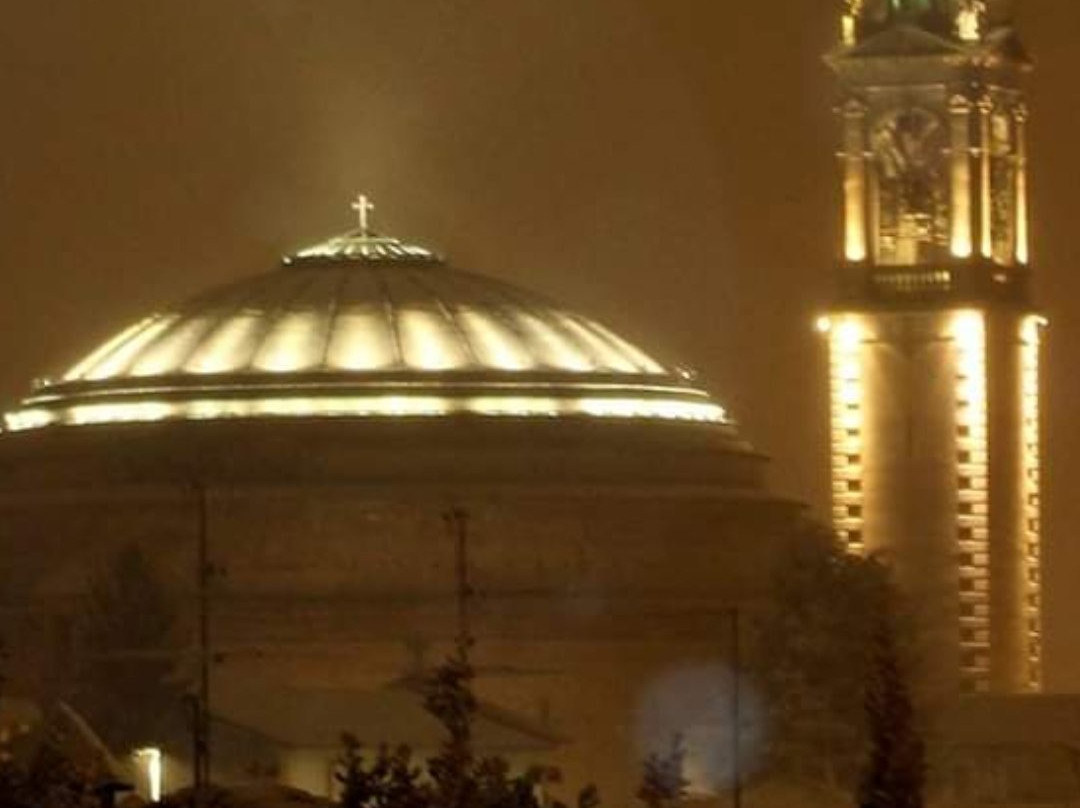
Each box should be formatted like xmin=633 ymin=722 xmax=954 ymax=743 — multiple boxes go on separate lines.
xmin=3 ymin=230 xmax=731 ymax=432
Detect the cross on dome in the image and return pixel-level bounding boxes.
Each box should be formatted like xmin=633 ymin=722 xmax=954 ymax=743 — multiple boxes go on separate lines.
xmin=351 ymin=194 xmax=375 ymax=237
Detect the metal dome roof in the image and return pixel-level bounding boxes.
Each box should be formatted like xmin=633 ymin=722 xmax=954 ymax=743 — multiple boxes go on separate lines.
xmin=3 ymin=229 xmax=728 ymax=431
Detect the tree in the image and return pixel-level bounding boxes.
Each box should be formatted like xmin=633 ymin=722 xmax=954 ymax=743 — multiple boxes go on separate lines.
xmin=636 ymin=735 xmax=688 ymax=808
xmin=338 ymin=735 xmax=426 ymax=808
xmin=754 ymin=524 xmax=918 ymax=793
xmin=0 ymin=742 xmax=102 ymax=808
xmin=75 ymin=544 xmax=186 ymax=751
xmin=335 ymin=639 xmax=600 ymax=808
xmin=856 ymin=598 xmax=925 ymax=808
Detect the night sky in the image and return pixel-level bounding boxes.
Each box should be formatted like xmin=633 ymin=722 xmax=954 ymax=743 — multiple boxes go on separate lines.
xmin=1 ymin=1 xmax=1078 ymax=685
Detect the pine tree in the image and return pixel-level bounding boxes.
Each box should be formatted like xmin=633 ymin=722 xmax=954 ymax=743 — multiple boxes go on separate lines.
xmin=856 ymin=602 xmax=925 ymax=808
xmin=755 ymin=524 xmax=925 ymax=796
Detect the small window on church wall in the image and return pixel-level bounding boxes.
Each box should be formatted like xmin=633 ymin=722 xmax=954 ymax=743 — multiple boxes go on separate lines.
xmin=870 ymin=108 xmax=950 ymax=265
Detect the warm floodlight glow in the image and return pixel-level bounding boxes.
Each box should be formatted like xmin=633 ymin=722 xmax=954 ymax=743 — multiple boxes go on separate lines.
xmin=578 ymin=398 xmax=724 ymax=422
xmin=1015 ymin=107 xmax=1031 ymax=266
xmin=978 ymin=102 xmax=993 ymax=259
xmin=52 ymin=274 xmax=671 ymax=382
xmin=957 ymin=7 xmax=982 ymax=42
xmin=842 ymin=100 xmax=868 ymax=262
xmin=253 ymin=312 xmax=322 ymax=372
xmin=952 ymin=309 xmax=991 ymax=692
xmin=458 ymin=309 xmax=534 ymax=371
xmin=2 ymin=389 xmax=729 ymax=432
xmin=326 ymin=307 xmax=397 ymax=371
xmin=950 ymin=97 xmax=974 ymax=258
xmin=130 ymin=317 xmax=212 ymax=377
xmin=588 ymin=323 xmax=666 ymax=375
xmin=185 ymin=314 xmax=261 ymax=374
xmin=1020 ymin=314 xmax=1044 ymax=690
xmin=69 ymin=402 xmax=178 ymax=427
xmin=134 ymin=747 xmax=163 ymax=802
xmin=827 ymin=315 xmax=866 ymax=554
xmin=842 ymin=13 xmax=856 ymax=46
xmin=85 ymin=318 xmax=176 ymax=381
xmin=399 ymin=309 xmax=468 ymax=371
xmin=516 ymin=313 xmax=593 ymax=372
xmin=557 ymin=316 xmax=639 ymax=374
xmin=3 ymin=408 xmax=57 ymax=431
xmin=815 ymin=316 xmax=832 ymax=334
xmin=65 ymin=318 xmax=157 ymax=382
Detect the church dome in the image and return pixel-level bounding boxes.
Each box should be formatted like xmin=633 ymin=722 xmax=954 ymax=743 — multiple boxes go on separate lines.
xmin=3 ymin=229 xmax=727 ymax=431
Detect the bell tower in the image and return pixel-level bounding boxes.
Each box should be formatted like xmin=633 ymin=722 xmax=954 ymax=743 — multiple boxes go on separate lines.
xmin=823 ymin=0 xmax=1043 ymax=695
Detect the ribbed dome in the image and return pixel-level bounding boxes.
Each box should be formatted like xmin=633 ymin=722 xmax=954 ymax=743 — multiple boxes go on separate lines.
xmin=3 ymin=230 xmax=728 ymax=431
xmin=66 ymin=240 xmax=665 ymax=382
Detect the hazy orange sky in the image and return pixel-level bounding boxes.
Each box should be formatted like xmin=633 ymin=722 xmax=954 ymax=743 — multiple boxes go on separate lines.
xmin=1 ymin=0 xmax=1077 ymax=685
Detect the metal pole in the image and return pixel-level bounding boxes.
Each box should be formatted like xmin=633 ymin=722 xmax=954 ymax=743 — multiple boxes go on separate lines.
xmin=194 ymin=481 xmax=211 ymax=804
xmin=444 ymin=508 xmax=473 ymax=654
xmin=731 ymin=607 xmax=742 ymax=808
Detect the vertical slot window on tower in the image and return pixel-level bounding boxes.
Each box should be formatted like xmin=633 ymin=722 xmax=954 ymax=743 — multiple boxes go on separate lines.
xmin=824 ymin=317 xmax=866 ymax=555
xmin=1020 ymin=315 xmax=1046 ymax=689
xmin=953 ymin=311 xmax=991 ymax=693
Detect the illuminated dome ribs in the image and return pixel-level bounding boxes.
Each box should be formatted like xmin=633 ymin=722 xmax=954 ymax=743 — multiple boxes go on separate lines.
xmin=4 ymin=231 xmax=728 ymax=431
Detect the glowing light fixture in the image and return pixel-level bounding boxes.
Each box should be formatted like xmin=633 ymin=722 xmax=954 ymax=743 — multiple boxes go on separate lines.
xmin=134 ymin=747 xmax=164 ymax=802
xmin=2 ymin=390 xmax=728 ymax=432
xmin=842 ymin=13 xmax=857 ymax=46
xmin=957 ymin=5 xmax=983 ymax=42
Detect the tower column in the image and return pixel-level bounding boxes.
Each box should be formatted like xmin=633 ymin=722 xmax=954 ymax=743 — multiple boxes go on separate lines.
xmin=1014 ymin=104 xmax=1030 ymax=265
xmin=828 ymin=0 xmax=1040 ymax=697
xmin=842 ymin=100 xmax=870 ymax=263
xmin=950 ymin=95 xmax=974 ymax=259
xmin=977 ymin=95 xmax=994 ymax=258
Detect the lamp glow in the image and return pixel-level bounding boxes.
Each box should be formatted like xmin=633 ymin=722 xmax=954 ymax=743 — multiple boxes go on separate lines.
xmin=134 ymin=747 xmax=163 ymax=802
xmin=2 ymin=390 xmax=730 ymax=432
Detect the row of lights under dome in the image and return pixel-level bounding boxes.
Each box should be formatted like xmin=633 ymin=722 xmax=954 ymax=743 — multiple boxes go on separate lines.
xmin=3 ymin=393 xmax=728 ymax=432
xmin=61 ymin=307 xmax=665 ymax=383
